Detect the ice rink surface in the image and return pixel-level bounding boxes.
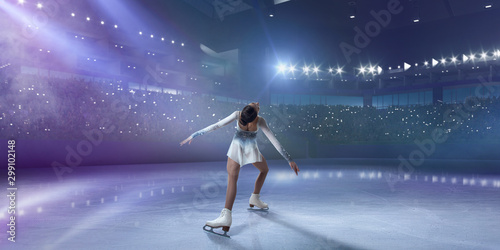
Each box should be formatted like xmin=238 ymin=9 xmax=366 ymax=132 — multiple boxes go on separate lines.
xmin=1 ymin=158 xmax=499 ymax=250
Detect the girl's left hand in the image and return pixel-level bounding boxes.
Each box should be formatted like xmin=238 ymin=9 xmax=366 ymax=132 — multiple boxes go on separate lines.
xmin=289 ymin=161 xmax=300 ymax=176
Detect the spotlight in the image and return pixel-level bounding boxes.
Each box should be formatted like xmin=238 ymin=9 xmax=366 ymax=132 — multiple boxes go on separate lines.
xmin=412 ymin=0 xmax=420 ymax=23
xmin=86 ymin=17 xmax=90 ymax=21
xmin=289 ymin=65 xmax=296 ymax=72
xmin=267 ymin=1 xmax=276 ymax=18
xmin=150 ymin=34 xmax=154 ymax=38
xmin=100 ymin=21 xmax=105 ymax=25
xmin=484 ymin=0 xmax=492 ymax=8
xmin=359 ymin=67 xmax=366 ymax=74
xmin=451 ymin=57 xmax=457 ymax=63
xmin=171 ymin=40 xmax=175 ymax=44
xmin=328 ymin=68 xmax=333 ymax=73
xmin=404 ymin=62 xmax=411 ymax=71
xmin=440 ymin=58 xmax=446 ymax=64
xmin=114 ymin=24 xmax=118 ymax=29
xmin=431 ymin=59 xmax=437 ymax=67
xmin=481 ymin=52 xmax=487 ymax=59
xmin=71 ymin=12 xmax=75 ymax=17
xmin=277 ymin=64 xmax=286 ymax=73
xmin=303 ymin=66 xmax=310 ymax=73
xmin=369 ymin=66 xmax=375 ymax=74
xmin=37 ymin=3 xmax=42 ymax=9
xmin=181 ymin=43 xmax=185 ymax=46
xmin=139 ymin=31 xmax=142 ymax=35
xmin=161 ymin=37 xmax=165 ymax=41
xmin=348 ymin=1 xmax=357 ymax=19
xmin=337 ymin=68 xmax=343 ymax=74
xmin=313 ymin=67 xmax=319 ymax=73
xmin=424 ymin=61 xmax=429 ymax=66
xmin=18 ymin=0 xmax=25 ymax=4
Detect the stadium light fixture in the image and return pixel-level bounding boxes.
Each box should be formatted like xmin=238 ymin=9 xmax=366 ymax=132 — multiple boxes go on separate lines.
xmin=432 ymin=58 xmax=438 ymax=67
xmin=303 ymin=66 xmax=310 ymax=73
xmin=139 ymin=31 xmax=143 ymax=35
xmin=481 ymin=52 xmax=487 ymax=59
xmin=337 ymin=67 xmax=343 ymax=74
xmin=114 ymin=24 xmax=118 ymax=29
xmin=369 ymin=66 xmax=375 ymax=74
xmin=440 ymin=58 xmax=446 ymax=64
xmin=349 ymin=1 xmax=356 ymax=19
xmin=484 ymin=0 xmax=492 ymax=8
xmin=412 ymin=0 xmax=420 ymax=23
xmin=86 ymin=17 xmax=90 ymax=21
xmin=277 ymin=64 xmax=287 ymax=73
xmin=313 ymin=67 xmax=319 ymax=73
xmin=289 ymin=65 xmax=296 ymax=73
xmin=18 ymin=0 xmax=25 ymax=4
xmin=424 ymin=61 xmax=429 ymax=66
xmin=101 ymin=21 xmax=105 ymax=25
xmin=37 ymin=3 xmax=43 ymax=9
xmin=404 ymin=62 xmax=411 ymax=71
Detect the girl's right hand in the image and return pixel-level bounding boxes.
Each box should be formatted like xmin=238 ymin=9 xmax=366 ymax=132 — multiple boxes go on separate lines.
xmin=180 ymin=136 xmax=193 ymax=146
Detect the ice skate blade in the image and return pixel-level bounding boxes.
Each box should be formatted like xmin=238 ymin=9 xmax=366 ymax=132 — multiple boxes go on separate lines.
xmin=247 ymin=207 xmax=269 ymax=212
xmin=203 ymin=225 xmax=230 ymax=238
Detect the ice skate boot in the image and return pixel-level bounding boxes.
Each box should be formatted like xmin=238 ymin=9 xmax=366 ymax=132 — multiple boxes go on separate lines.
xmin=248 ymin=193 xmax=269 ymax=211
xmin=203 ymin=208 xmax=232 ymax=238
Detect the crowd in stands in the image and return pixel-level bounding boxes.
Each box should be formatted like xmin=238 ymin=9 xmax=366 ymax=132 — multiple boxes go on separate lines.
xmin=1 ymin=74 xmax=499 ymax=145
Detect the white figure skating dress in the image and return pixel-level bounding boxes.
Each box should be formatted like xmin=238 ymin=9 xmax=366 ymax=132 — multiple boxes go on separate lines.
xmin=190 ymin=111 xmax=292 ymax=166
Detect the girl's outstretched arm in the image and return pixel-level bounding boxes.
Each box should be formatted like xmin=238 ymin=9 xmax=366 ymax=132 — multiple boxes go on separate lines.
xmin=258 ymin=117 xmax=300 ymax=175
xmin=180 ymin=111 xmax=238 ymax=146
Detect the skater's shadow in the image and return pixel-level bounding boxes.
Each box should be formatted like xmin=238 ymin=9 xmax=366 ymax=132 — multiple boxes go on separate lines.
xmin=252 ymin=211 xmax=367 ymax=250
xmin=205 ymin=230 xmax=248 ymax=249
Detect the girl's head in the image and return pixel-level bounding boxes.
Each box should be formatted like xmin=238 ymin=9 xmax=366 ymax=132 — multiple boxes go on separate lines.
xmin=239 ymin=102 xmax=260 ymax=126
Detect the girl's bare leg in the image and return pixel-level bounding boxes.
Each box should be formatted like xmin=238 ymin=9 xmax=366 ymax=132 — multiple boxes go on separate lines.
xmin=225 ymin=157 xmax=240 ymax=210
xmin=252 ymin=155 xmax=269 ymax=194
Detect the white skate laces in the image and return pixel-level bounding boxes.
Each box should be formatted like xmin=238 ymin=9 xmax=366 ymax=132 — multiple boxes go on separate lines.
xmin=205 ymin=208 xmax=232 ymax=232
xmin=249 ymin=193 xmax=269 ymax=209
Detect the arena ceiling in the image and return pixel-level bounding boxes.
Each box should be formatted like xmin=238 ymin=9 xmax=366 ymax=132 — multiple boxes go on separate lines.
xmin=181 ymin=0 xmax=498 ymax=28
xmin=136 ymin=0 xmax=500 ymax=66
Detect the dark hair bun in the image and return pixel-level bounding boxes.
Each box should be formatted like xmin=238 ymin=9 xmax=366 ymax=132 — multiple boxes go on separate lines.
xmin=240 ymin=105 xmax=257 ymax=126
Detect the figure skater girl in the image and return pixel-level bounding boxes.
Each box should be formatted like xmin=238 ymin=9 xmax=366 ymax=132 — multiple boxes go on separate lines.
xmin=180 ymin=102 xmax=299 ymax=237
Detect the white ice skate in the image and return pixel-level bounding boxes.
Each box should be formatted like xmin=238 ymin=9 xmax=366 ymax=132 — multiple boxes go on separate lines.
xmin=248 ymin=193 xmax=269 ymax=211
xmin=203 ymin=208 xmax=232 ymax=238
